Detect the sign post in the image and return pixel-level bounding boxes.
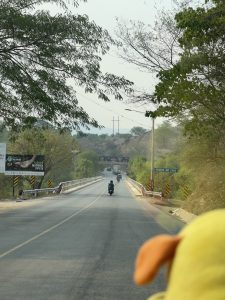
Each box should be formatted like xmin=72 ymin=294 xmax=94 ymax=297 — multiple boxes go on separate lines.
xmin=12 ymin=176 xmax=20 ymax=197
xmin=0 ymin=143 xmax=6 ymax=173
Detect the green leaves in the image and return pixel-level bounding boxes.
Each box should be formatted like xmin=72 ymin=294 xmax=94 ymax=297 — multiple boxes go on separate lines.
xmin=0 ymin=0 xmax=133 ymax=130
xmin=7 ymin=127 xmax=79 ymax=187
xmin=75 ymin=150 xmax=102 ymax=178
xmin=152 ymin=1 xmax=225 ymax=138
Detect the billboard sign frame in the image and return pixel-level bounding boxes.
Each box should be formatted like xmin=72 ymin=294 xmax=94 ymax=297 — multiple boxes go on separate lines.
xmin=5 ymin=154 xmax=45 ymax=176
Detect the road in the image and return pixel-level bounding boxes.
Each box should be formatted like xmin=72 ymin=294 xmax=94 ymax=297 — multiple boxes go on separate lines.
xmin=0 ymin=178 xmax=183 ymax=300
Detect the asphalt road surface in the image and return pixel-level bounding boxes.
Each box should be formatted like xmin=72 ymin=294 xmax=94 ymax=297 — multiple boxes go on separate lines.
xmin=0 ymin=178 xmax=183 ymax=300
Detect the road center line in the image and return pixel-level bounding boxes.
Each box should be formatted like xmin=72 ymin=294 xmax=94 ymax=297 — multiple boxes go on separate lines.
xmin=0 ymin=192 xmax=104 ymax=259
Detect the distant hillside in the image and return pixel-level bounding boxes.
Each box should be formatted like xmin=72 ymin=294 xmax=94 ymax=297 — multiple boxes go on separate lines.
xmin=75 ymin=122 xmax=181 ymax=160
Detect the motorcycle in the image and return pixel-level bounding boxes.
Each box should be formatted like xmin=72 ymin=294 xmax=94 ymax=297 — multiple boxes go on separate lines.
xmin=108 ymin=188 xmax=114 ymax=196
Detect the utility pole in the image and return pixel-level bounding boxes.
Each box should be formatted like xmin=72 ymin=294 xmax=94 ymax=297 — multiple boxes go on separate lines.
xmin=125 ymin=108 xmax=155 ymax=191
xmin=112 ymin=116 xmax=120 ymax=135
xmin=150 ymin=117 xmax=155 ymax=191
xmin=112 ymin=116 xmax=115 ymax=136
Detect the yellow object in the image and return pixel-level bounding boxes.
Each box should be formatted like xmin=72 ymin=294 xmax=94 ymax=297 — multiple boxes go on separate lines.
xmin=134 ymin=209 xmax=225 ymax=300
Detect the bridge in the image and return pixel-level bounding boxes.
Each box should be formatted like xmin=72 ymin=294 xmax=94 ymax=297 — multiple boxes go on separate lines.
xmin=99 ymin=156 xmax=129 ymax=165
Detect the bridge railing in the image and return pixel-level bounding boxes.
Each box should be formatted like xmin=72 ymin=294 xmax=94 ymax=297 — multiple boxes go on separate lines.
xmin=21 ymin=176 xmax=103 ymax=198
xmin=126 ymin=177 xmax=162 ymax=198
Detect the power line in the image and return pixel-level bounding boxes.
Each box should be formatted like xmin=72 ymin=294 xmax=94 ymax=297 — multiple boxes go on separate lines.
xmin=77 ymin=91 xmax=148 ymax=129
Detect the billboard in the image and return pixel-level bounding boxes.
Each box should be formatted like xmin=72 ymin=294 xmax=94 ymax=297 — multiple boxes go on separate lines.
xmin=0 ymin=143 xmax=6 ymax=173
xmin=5 ymin=154 xmax=44 ymax=176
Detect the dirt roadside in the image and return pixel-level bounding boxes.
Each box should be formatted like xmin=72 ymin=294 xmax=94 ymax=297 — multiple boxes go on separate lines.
xmin=0 ymin=197 xmax=53 ymax=213
xmin=126 ymin=181 xmax=196 ymax=224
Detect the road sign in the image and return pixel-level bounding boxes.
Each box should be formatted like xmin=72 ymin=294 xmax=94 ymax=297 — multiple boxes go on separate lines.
xmin=31 ymin=176 xmax=36 ymax=188
xmin=154 ymin=168 xmax=178 ymax=173
xmin=163 ymin=183 xmax=171 ymax=197
xmin=48 ymin=179 xmax=53 ymax=188
xmin=13 ymin=176 xmax=20 ymax=187
xmin=12 ymin=175 xmax=20 ymax=197
xmin=182 ymin=186 xmax=191 ymax=199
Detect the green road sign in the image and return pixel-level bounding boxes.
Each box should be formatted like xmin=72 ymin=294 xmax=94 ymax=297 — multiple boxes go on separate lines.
xmin=154 ymin=168 xmax=178 ymax=173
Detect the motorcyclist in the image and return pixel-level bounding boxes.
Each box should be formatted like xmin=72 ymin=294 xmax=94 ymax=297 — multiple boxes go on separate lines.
xmin=116 ymin=173 xmax=121 ymax=182
xmin=108 ymin=180 xmax=114 ymax=193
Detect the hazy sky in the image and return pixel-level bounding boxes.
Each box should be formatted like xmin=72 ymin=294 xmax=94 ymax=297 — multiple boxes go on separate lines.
xmin=46 ymin=0 xmax=177 ymax=134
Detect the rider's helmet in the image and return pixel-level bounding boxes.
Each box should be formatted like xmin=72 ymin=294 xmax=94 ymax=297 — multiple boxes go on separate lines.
xmin=110 ymin=180 xmax=113 ymax=183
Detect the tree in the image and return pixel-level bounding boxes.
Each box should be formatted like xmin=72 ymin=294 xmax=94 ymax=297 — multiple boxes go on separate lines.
xmin=116 ymin=4 xmax=183 ymax=103
xmin=8 ymin=128 xmax=79 ymax=188
xmin=154 ymin=121 xmax=180 ymax=149
xmin=75 ymin=158 xmax=94 ymax=178
xmin=74 ymin=150 xmax=103 ymax=178
xmin=147 ymin=0 xmax=225 ymax=138
xmin=130 ymin=126 xmax=147 ymax=136
xmin=127 ymin=156 xmax=147 ymax=180
xmin=116 ymin=10 xmax=181 ymax=74
xmin=0 ymin=0 xmax=133 ymax=130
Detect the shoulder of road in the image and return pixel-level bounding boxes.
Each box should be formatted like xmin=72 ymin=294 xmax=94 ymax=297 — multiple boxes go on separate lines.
xmin=0 ymin=178 xmax=196 ymax=224
xmin=126 ymin=180 xmax=196 ymax=224
xmin=0 ymin=178 xmax=103 ymax=213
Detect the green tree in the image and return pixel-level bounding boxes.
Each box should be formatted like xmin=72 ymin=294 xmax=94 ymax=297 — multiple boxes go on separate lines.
xmin=0 ymin=0 xmax=133 ymax=130
xmin=75 ymin=158 xmax=94 ymax=179
xmin=8 ymin=128 xmax=79 ymax=188
xmin=130 ymin=126 xmax=147 ymax=136
xmin=176 ymin=134 xmax=225 ymax=214
xmin=128 ymin=156 xmax=146 ymax=180
xmin=74 ymin=150 xmax=103 ymax=178
xmin=154 ymin=122 xmax=181 ymax=150
xmin=148 ymin=0 xmax=225 ymax=138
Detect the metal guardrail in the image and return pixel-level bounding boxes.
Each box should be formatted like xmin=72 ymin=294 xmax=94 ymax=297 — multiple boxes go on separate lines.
xmin=126 ymin=177 xmax=162 ymax=198
xmin=22 ymin=176 xmax=103 ymax=198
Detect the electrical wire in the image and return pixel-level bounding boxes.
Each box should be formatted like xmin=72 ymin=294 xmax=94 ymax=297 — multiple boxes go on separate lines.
xmin=77 ymin=91 xmax=149 ymax=129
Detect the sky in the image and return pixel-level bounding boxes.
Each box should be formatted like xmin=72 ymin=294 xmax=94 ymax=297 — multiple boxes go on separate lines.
xmin=45 ymin=0 xmax=177 ymax=134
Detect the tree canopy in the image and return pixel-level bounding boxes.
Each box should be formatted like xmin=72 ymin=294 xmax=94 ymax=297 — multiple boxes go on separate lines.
xmin=75 ymin=150 xmax=102 ymax=178
xmin=117 ymin=1 xmax=225 ymax=139
xmin=130 ymin=126 xmax=147 ymax=136
xmin=7 ymin=127 xmax=79 ymax=188
xmin=146 ymin=1 xmax=225 ymax=137
xmin=0 ymin=0 xmax=133 ymax=130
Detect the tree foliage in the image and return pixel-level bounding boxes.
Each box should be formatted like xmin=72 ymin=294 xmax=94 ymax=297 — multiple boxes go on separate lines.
xmin=148 ymin=0 xmax=225 ymax=137
xmin=130 ymin=126 xmax=147 ymax=136
xmin=74 ymin=150 xmax=103 ymax=178
xmin=0 ymin=0 xmax=133 ymax=130
xmin=127 ymin=156 xmax=146 ymax=180
xmin=7 ymin=128 xmax=79 ymax=188
xmin=117 ymin=1 xmax=225 ymax=138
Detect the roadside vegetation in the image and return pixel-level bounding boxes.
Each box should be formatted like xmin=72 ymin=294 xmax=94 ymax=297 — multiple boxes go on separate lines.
xmin=1 ymin=120 xmax=224 ymax=215
xmin=0 ymin=1 xmax=224 ymax=214
xmin=0 ymin=130 xmax=105 ymax=199
xmin=116 ymin=0 xmax=225 ymax=214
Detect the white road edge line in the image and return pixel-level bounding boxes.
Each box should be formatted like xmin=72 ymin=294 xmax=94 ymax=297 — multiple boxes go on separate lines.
xmin=0 ymin=192 xmax=104 ymax=259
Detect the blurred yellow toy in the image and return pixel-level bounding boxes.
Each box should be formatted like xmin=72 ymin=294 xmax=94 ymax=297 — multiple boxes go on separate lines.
xmin=134 ymin=209 xmax=225 ymax=300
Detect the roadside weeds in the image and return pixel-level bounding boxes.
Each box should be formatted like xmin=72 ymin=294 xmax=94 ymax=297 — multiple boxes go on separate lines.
xmin=126 ymin=180 xmax=196 ymax=224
